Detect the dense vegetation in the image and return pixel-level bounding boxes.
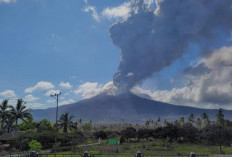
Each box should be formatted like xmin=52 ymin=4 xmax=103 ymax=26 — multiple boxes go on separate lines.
xmin=1 ymin=99 xmax=232 ymax=155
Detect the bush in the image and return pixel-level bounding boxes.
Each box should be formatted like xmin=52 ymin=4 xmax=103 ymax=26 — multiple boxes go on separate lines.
xmin=29 ymin=140 xmax=42 ymax=152
xmin=93 ymin=130 xmax=107 ymax=139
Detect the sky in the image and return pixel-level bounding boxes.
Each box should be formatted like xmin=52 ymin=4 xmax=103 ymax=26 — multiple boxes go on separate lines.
xmin=1 ymin=0 xmax=232 ymax=110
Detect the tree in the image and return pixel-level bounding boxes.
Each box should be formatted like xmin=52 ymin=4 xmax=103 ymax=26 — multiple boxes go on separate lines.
xmin=163 ymin=119 xmax=169 ymax=126
xmin=137 ymin=128 xmax=154 ymax=140
xmin=82 ymin=121 xmax=92 ymax=131
xmin=57 ymin=112 xmax=76 ymax=133
xmin=29 ymin=140 xmax=42 ymax=152
xmin=10 ymin=99 xmax=32 ymax=125
xmin=19 ymin=118 xmax=36 ymax=131
xmin=36 ymin=119 xmax=53 ymax=132
xmin=155 ymin=117 xmax=161 ymax=128
xmin=159 ymin=123 xmax=180 ymax=142
xmin=93 ymin=130 xmax=107 ymax=139
xmin=216 ymin=108 xmax=224 ymax=126
xmin=179 ymin=117 xmax=185 ymax=126
xmin=179 ymin=123 xmax=198 ymax=143
xmin=188 ymin=113 xmax=195 ymax=124
xmin=195 ymin=118 xmax=202 ymax=129
xmin=3 ymin=114 xmax=17 ymax=133
xmin=0 ymin=100 xmax=9 ymax=129
xmin=121 ymin=127 xmax=137 ymax=140
xmin=201 ymin=125 xmax=232 ymax=153
xmin=145 ymin=120 xmax=151 ymax=128
xmin=201 ymin=112 xmax=210 ymax=128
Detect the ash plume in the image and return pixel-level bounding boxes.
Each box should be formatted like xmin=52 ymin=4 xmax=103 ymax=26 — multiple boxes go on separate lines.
xmin=110 ymin=0 xmax=232 ymax=92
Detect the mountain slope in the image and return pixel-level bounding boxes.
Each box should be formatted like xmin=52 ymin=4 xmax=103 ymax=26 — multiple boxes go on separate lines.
xmin=32 ymin=93 xmax=232 ymax=122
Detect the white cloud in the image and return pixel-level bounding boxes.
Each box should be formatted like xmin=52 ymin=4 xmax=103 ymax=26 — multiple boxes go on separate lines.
xmin=131 ymin=86 xmax=199 ymax=107
xmin=45 ymin=89 xmax=60 ymax=96
xmin=24 ymin=94 xmax=39 ymax=102
xmin=0 ymin=0 xmax=16 ymax=4
xmin=102 ymin=2 xmax=132 ymax=20
xmin=25 ymin=81 xmax=55 ymax=93
xmin=27 ymin=102 xmax=45 ymax=109
xmin=74 ymin=81 xmax=117 ymax=99
xmin=126 ymin=72 xmax=134 ymax=77
xmin=84 ymin=6 xmax=100 ymax=22
xmin=59 ymin=81 xmax=72 ymax=89
xmin=48 ymin=97 xmax=74 ymax=106
xmin=59 ymin=99 xmax=75 ymax=106
xmin=132 ymin=46 xmax=232 ymax=110
xmin=0 ymin=90 xmax=17 ymax=98
xmin=47 ymin=99 xmax=55 ymax=104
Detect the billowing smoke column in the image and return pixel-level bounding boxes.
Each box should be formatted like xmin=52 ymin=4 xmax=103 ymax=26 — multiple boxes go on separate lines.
xmin=110 ymin=0 xmax=232 ymax=92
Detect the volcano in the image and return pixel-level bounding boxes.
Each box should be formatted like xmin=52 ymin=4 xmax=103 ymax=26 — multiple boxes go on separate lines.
xmin=32 ymin=93 xmax=232 ymax=123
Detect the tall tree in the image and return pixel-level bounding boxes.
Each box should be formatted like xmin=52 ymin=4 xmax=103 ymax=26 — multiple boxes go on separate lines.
xmin=201 ymin=112 xmax=210 ymax=128
xmin=188 ymin=113 xmax=195 ymax=124
xmin=216 ymin=108 xmax=224 ymax=126
xmin=10 ymin=99 xmax=32 ymax=125
xmin=195 ymin=118 xmax=202 ymax=129
xmin=36 ymin=119 xmax=53 ymax=132
xmin=179 ymin=117 xmax=185 ymax=126
xmin=145 ymin=120 xmax=150 ymax=128
xmin=0 ymin=100 xmax=9 ymax=128
xmin=3 ymin=114 xmax=16 ymax=133
xmin=163 ymin=119 xmax=169 ymax=126
xmin=57 ymin=112 xmax=76 ymax=133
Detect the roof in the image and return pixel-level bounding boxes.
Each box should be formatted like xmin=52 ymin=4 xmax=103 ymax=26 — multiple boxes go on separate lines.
xmin=108 ymin=132 xmax=119 ymax=138
xmin=0 ymin=144 xmax=10 ymax=149
xmin=0 ymin=132 xmax=21 ymax=141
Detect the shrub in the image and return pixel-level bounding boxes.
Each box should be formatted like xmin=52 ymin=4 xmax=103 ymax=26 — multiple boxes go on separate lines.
xmin=93 ymin=130 xmax=107 ymax=139
xmin=29 ymin=140 xmax=42 ymax=152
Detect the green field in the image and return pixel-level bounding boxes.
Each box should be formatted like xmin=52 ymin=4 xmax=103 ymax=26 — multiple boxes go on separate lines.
xmin=38 ymin=140 xmax=232 ymax=157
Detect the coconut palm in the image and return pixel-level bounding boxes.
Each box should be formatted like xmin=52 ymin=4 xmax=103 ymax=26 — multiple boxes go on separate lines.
xmin=188 ymin=113 xmax=195 ymax=123
xmin=3 ymin=114 xmax=16 ymax=133
xmin=201 ymin=112 xmax=210 ymax=128
xmin=10 ymin=99 xmax=32 ymax=125
xmin=0 ymin=100 xmax=9 ymax=128
xmin=57 ymin=112 xmax=76 ymax=133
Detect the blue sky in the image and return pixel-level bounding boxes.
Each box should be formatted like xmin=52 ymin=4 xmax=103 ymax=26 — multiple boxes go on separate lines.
xmin=1 ymin=0 xmax=231 ymax=110
xmin=0 ymin=0 xmax=125 ymax=108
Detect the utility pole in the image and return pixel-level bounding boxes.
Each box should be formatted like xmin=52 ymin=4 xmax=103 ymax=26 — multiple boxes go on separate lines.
xmin=50 ymin=92 xmax=61 ymax=155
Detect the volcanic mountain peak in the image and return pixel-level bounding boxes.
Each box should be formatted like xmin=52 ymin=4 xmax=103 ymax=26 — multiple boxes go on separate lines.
xmin=32 ymin=93 xmax=232 ymax=123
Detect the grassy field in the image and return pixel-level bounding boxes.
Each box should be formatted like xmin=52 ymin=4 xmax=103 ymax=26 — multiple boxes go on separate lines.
xmin=39 ymin=140 xmax=232 ymax=157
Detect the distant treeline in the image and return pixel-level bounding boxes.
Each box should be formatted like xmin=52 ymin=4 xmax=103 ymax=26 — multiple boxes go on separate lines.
xmin=1 ymin=99 xmax=232 ymax=153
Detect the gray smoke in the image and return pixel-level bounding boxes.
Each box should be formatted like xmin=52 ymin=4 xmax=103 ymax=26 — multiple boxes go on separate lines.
xmin=110 ymin=0 xmax=232 ymax=92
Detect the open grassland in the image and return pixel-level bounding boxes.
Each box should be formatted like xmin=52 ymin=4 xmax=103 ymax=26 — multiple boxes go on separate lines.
xmin=39 ymin=140 xmax=232 ymax=157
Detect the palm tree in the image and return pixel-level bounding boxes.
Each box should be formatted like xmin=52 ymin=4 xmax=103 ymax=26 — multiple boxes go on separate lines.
xmin=195 ymin=118 xmax=202 ymax=129
xmin=188 ymin=113 xmax=195 ymax=123
xmin=179 ymin=117 xmax=185 ymax=126
xmin=201 ymin=112 xmax=210 ymax=128
xmin=57 ymin=112 xmax=76 ymax=133
xmin=0 ymin=100 xmax=9 ymax=128
xmin=10 ymin=99 xmax=32 ymax=125
xmin=3 ymin=114 xmax=16 ymax=133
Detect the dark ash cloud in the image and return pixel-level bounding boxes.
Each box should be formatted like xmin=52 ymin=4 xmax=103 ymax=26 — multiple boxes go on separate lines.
xmin=110 ymin=0 xmax=232 ymax=92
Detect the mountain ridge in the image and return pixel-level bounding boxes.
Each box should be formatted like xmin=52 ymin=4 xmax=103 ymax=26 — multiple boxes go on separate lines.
xmin=31 ymin=92 xmax=232 ymax=122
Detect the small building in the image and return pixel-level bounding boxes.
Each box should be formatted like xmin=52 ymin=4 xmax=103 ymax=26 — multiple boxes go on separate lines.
xmin=108 ymin=133 xmax=120 ymax=145
xmin=0 ymin=131 xmax=21 ymax=144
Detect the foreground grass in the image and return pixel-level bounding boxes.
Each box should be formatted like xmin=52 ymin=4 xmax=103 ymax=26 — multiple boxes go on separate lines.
xmin=40 ymin=140 xmax=232 ymax=157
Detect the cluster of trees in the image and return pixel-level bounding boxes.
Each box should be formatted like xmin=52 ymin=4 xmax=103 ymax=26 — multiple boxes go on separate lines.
xmin=1 ymin=99 xmax=232 ymax=154
xmin=0 ymin=99 xmax=32 ymax=133
xmin=144 ymin=109 xmax=228 ymax=130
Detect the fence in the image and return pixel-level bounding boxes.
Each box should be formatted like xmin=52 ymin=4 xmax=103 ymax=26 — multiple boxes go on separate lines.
xmin=35 ymin=152 xmax=208 ymax=157
xmin=0 ymin=152 xmax=209 ymax=157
